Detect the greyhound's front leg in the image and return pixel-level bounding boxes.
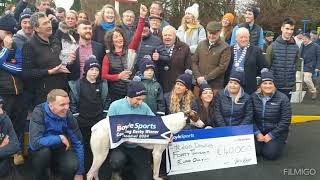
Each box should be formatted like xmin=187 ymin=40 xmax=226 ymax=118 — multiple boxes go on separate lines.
xmin=152 ymin=144 xmax=167 ymax=180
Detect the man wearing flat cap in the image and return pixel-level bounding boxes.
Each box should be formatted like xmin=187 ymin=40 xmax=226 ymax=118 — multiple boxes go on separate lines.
xmin=149 ymin=15 xmax=163 ymax=38
xmin=192 ymin=21 xmax=231 ymax=94
xmin=264 ymin=31 xmax=274 ymax=52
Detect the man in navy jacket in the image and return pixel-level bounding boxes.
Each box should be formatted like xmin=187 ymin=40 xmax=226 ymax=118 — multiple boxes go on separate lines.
xmin=29 ymin=89 xmax=84 ymax=180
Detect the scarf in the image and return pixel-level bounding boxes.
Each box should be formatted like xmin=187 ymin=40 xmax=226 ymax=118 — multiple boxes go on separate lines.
xmin=186 ymin=23 xmax=200 ymax=38
xmin=100 ymin=21 xmax=115 ymax=31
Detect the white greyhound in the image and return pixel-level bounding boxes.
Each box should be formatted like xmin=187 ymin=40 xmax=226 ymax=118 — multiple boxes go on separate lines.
xmin=86 ymin=112 xmax=204 ymax=180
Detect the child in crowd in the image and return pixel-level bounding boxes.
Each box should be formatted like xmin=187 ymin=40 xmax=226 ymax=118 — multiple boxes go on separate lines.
xmin=69 ymin=55 xmax=110 ymax=176
xmin=137 ymin=57 xmax=165 ymax=115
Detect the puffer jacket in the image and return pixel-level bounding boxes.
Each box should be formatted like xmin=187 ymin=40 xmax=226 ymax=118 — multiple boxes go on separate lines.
xmin=135 ymin=33 xmax=169 ymax=72
xmin=252 ymin=90 xmax=291 ymax=139
xmin=214 ymin=87 xmax=253 ymax=127
xmin=176 ymin=24 xmax=207 ymax=54
xmin=267 ymin=36 xmax=300 ymax=88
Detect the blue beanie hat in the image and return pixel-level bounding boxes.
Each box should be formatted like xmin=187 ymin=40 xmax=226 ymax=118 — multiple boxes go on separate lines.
xmin=260 ymin=68 xmax=274 ymax=83
xmin=127 ymin=76 xmax=147 ymax=98
xmin=83 ymin=55 xmax=101 ymax=75
xmin=0 ymin=14 xmax=18 ymax=34
xmin=139 ymin=56 xmax=155 ymax=73
xmin=199 ymin=80 xmax=212 ymax=95
xmin=176 ymin=69 xmax=193 ymax=90
xmin=230 ymin=67 xmax=244 ymax=84
xmin=19 ymin=8 xmax=32 ymax=24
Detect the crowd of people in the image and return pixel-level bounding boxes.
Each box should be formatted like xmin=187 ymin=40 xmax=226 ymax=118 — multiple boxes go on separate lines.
xmin=0 ymin=0 xmax=320 ymax=180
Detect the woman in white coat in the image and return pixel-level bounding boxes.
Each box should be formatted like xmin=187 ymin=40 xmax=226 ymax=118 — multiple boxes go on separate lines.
xmin=176 ymin=3 xmax=206 ymax=54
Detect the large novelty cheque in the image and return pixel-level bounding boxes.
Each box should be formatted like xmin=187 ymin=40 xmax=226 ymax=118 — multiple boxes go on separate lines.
xmin=167 ymin=125 xmax=257 ymax=175
xmin=107 ymin=115 xmax=171 ymax=148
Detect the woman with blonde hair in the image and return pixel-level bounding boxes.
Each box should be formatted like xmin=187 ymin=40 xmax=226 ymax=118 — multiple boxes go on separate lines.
xmin=176 ymin=3 xmax=206 ymax=54
xmin=93 ymin=4 xmax=122 ymax=45
xmin=220 ymin=13 xmax=235 ymax=44
xmin=164 ymin=70 xmax=197 ymax=120
xmin=214 ymin=68 xmax=253 ymax=127
xmin=252 ymin=68 xmax=291 ymax=160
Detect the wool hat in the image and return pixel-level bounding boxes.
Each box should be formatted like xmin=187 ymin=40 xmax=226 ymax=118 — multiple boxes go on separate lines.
xmin=19 ymin=8 xmax=32 ymax=24
xmin=206 ymin=21 xmax=221 ymax=33
xmin=0 ymin=96 xmax=3 ymax=105
xmin=199 ymin=80 xmax=212 ymax=95
xmin=230 ymin=67 xmax=244 ymax=84
xmin=127 ymin=76 xmax=147 ymax=98
xmin=246 ymin=6 xmax=260 ymax=19
xmin=139 ymin=56 xmax=155 ymax=73
xmin=0 ymin=14 xmax=17 ymax=34
xmin=260 ymin=68 xmax=274 ymax=83
xmin=83 ymin=55 xmax=101 ymax=75
xmin=176 ymin=69 xmax=193 ymax=90
xmin=265 ymin=31 xmax=274 ymax=37
xmin=185 ymin=3 xmax=199 ymax=20
xmin=222 ymin=13 xmax=235 ymax=25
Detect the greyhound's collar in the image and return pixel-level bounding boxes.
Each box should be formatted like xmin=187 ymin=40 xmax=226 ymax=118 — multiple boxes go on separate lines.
xmin=186 ymin=117 xmax=191 ymax=124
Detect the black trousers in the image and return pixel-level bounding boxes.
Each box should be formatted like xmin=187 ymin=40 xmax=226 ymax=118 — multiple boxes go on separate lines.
xmin=30 ymin=147 xmax=79 ymax=180
xmin=1 ymin=94 xmax=26 ymax=146
xmin=109 ymin=145 xmax=153 ymax=180
xmin=79 ymin=126 xmax=112 ymax=180
xmin=255 ymin=135 xmax=286 ymax=160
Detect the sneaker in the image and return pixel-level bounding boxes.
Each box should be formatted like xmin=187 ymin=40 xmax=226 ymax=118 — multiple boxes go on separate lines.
xmin=13 ymin=153 xmax=25 ymax=165
xmin=311 ymin=92 xmax=317 ymax=100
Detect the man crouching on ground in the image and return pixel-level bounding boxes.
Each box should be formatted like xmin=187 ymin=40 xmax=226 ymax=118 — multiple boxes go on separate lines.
xmin=29 ymin=89 xmax=84 ymax=180
xmin=107 ymin=77 xmax=154 ymax=180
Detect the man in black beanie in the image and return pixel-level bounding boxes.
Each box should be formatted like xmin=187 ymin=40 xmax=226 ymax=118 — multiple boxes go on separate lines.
xmin=107 ymin=76 xmax=154 ymax=180
xmin=230 ymin=5 xmax=264 ymax=49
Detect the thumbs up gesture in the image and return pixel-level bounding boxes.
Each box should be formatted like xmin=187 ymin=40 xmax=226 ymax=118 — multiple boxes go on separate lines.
xmin=152 ymin=49 xmax=160 ymax=61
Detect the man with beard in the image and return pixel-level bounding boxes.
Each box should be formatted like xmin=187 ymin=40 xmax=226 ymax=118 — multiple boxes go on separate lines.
xmin=75 ymin=20 xmax=105 ymax=79
xmin=22 ymin=12 xmax=78 ymax=105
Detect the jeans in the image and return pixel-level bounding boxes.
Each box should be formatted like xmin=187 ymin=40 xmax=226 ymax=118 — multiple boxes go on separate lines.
xmin=30 ymin=147 xmax=79 ymax=180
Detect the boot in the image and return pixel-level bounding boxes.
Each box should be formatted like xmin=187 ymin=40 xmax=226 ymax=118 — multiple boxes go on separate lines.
xmin=311 ymin=92 xmax=317 ymax=100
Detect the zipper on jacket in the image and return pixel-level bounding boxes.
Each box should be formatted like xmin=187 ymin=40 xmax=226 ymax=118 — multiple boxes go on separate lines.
xmin=229 ymin=98 xmax=234 ymax=126
xmin=11 ymin=75 xmax=19 ymax=95
xmin=262 ymin=101 xmax=266 ymax=132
